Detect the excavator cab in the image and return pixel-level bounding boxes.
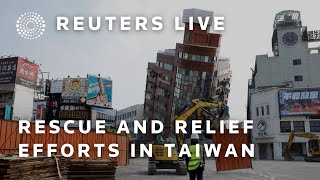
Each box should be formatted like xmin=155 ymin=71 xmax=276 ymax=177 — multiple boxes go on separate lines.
xmin=305 ymin=139 xmax=320 ymax=162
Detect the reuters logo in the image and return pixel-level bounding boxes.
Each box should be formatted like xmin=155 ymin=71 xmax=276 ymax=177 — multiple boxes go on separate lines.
xmin=16 ymin=12 xmax=46 ymax=40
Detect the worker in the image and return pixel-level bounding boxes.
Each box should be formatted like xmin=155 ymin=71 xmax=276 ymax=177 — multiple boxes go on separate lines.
xmin=186 ymin=133 xmax=205 ymax=180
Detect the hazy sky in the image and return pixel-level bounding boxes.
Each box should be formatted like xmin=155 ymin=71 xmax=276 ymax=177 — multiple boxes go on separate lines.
xmin=1 ymin=0 xmax=320 ymax=119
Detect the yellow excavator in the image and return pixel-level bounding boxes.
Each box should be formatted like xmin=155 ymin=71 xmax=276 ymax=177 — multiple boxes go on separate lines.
xmin=148 ymin=98 xmax=229 ymax=175
xmin=283 ymin=131 xmax=320 ymax=162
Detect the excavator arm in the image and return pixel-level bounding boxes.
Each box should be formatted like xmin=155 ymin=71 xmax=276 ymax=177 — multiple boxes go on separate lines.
xmin=284 ymin=131 xmax=319 ymax=161
xmin=174 ymin=99 xmax=229 ymax=152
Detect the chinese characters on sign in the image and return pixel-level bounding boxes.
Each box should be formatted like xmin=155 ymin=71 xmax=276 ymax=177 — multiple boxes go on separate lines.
xmin=16 ymin=58 xmax=39 ymax=88
xmin=279 ymin=89 xmax=320 ymax=116
xmin=307 ymin=30 xmax=320 ymax=41
xmin=302 ymin=29 xmax=320 ymax=42
xmin=0 ymin=58 xmax=18 ymax=85
xmin=60 ymin=78 xmax=88 ymax=119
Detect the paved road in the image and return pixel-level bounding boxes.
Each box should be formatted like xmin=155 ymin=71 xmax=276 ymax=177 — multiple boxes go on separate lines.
xmin=116 ymin=158 xmax=320 ymax=180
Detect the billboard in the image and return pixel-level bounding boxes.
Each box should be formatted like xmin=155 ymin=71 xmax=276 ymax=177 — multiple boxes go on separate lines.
xmin=47 ymin=93 xmax=61 ymax=121
xmin=87 ymin=74 xmax=112 ymax=108
xmin=32 ymin=100 xmax=47 ymax=121
xmin=62 ymin=78 xmax=88 ymax=104
xmin=60 ymin=78 xmax=88 ymax=119
xmin=279 ymin=88 xmax=320 ymax=116
xmin=0 ymin=57 xmax=18 ymax=85
xmin=15 ymin=58 xmax=39 ymax=88
xmin=62 ymin=78 xmax=88 ymax=97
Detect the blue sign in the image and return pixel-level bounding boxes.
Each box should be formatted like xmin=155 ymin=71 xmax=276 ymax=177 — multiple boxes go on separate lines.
xmin=5 ymin=105 xmax=12 ymax=120
xmin=87 ymin=74 xmax=112 ymax=108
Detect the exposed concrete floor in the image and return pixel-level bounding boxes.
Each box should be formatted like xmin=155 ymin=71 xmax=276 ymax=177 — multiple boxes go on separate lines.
xmin=116 ymin=158 xmax=320 ymax=180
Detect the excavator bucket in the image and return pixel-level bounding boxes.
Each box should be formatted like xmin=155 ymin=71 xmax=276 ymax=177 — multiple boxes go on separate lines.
xmin=283 ymin=151 xmax=294 ymax=161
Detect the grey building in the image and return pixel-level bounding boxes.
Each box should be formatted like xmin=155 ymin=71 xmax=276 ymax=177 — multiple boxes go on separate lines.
xmin=248 ymin=10 xmax=320 ymax=160
xmin=116 ymin=104 xmax=144 ymax=141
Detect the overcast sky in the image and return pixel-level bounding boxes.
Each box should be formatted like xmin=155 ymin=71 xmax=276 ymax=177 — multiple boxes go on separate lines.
xmin=1 ymin=0 xmax=320 ymax=119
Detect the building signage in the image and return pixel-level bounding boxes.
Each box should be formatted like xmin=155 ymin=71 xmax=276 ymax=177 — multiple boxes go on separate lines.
xmin=302 ymin=28 xmax=320 ymax=42
xmin=61 ymin=78 xmax=88 ymax=105
xmin=0 ymin=58 xmax=18 ymax=85
xmin=15 ymin=58 xmax=39 ymax=88
xmin=60 ymin=78 xmax=88 ymax=119
xmin=4 ymin=105 xmax=12 ymax=120
xmin=32 ymin=101 xmax=46 ymax=121
xmin=279 ymin=88 xmax=320 ymax=116
xmin=47 ymin=93 xmax=61 ymax=121
xmin=87 ymin=74 xmax=112 ymax=108
xmin=0 ymin=57 xmax=38 ymax=88
xmin=257 ymin=120 xmax=267 ymax=136
xmin=59 ymin=110 xmax=88 ymax=119
xmin=62 ymin=78 xmax=88 ymax=97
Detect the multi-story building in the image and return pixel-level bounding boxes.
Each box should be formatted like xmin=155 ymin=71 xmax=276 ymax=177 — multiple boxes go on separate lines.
xmin=144 ymin=9 xmax=231 ymax=140
xmin=91 ymin=107 xmax=117 ymax=128
xmin=248 ymin=10 xmax=320 ymax=160
xmin=0 ymin=56 xmax=39 ymax=120
xmin=116 ymin=104 xmax=144 ymax=141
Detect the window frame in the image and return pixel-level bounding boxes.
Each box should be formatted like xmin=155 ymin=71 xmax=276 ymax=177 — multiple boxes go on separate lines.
xmin=280 ymin=121 xmax=291 ymax=133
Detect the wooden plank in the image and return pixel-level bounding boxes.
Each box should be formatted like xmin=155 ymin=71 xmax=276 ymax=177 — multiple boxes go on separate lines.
xmin=213 ymin=129 xmax=253 ymax=172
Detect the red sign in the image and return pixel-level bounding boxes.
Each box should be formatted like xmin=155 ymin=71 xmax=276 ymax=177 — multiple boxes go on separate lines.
xmin=15 ymin=58 xmax=39 ymax=88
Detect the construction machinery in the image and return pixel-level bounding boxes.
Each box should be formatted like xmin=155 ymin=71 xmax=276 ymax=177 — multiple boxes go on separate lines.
xmin=283 ymin=131 xmax=320 ymax=162
xmin=148 ymin=98 xmax=229 ymax=175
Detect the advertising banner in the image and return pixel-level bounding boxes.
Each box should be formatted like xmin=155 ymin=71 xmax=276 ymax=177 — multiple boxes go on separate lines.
xmin=47 ymin=93 xmax=61 ymax=121
xmin=62 ymin=78 xmax=88 ymax=97
xmin=61 ymin=78 xmax=88 ymax=105
xmin=32 ymin=101 xmax=47 ymax=121
xmin=15 ymin=58 xmax=39 ymax=88
xmin=60 ymin=78 xmax=88 ymax=119
xmin=279 ymin=88 xmax=320 ymax=116
xmin=0 ymin=57 xmax=18 ymax=85
xmin=87 ymin=74 xmax=112 ymax=108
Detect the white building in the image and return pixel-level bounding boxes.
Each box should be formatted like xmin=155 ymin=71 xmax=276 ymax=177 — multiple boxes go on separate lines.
xmin=116 ymin=104 xmax=144 ymax=141
xmin=91 ymin=107 xmax=117 ymax=128
xmin=248 ymin=10 xmax=320 ymax=160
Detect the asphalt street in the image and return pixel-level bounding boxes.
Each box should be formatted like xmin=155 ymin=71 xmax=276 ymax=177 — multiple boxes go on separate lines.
xmin=116 ymin=158 xmax=320 ymax=180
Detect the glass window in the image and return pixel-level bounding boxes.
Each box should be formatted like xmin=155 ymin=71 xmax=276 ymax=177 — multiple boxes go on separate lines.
xmin=183 ymin=53 xmax=188 ymax=59
xmin=261 ymin=106 xmax=264 ymax=116
xmin=293 ymin=59 xmax=301 ymax=65
xmin=294 ymin=75 xmax=303 ymax=81
xmin=157 ymin=88 xmax=165 ymax=96
xmin=310 ymin=121 xmax=320 ymax=132
xmin=256 ymin=107 xmax=259 ymax=117
xmin=293 ymin=121 xmax=305 ymax=132
xmin=159 ymin=61 xmax=163 ymax=68
xmin=204 ymin=56 xmax=209 ymax=62
xmin=163 ymin=63 xmax=173 ymax=71
xmin=146 ymin=93 xmax=152 ymax=100
xmin=280 ymin=121 xmax=291 ymax=133
xmin=178 ymin=52 xmax=183 ymax=58
xmin=266 ymin=105 xmax=270 ymax=115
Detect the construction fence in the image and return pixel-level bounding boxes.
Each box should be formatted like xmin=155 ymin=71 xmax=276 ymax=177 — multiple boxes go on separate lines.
xmin=0 ymin=120 xmax=129 ymax=166
xmin=213 ymin=129 xmax=253 ymax=172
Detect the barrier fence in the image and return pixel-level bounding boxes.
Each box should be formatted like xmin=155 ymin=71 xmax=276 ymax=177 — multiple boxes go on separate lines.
xmin=213 ymin=129 xmax=253 ymax=172
xmin=0 ymin=120 xmax=129 ymax=165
